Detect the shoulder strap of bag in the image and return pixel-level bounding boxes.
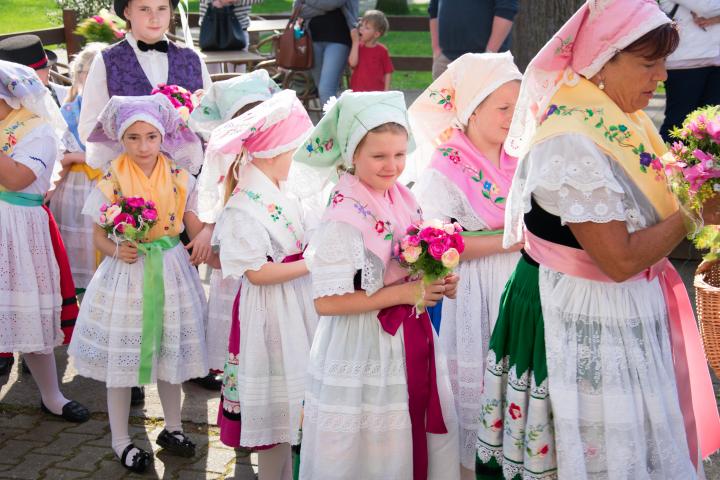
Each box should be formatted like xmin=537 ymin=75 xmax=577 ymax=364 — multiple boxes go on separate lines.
xmin=669 ymin=3 xmax=680 ymax=19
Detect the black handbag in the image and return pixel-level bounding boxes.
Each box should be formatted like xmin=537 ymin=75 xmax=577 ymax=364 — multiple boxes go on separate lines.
xmin=199 ymin=5 xmax=247 ymax=51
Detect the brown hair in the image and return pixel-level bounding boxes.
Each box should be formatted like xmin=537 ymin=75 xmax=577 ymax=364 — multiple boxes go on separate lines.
xmin=223 ymin=150 xmax=248 ymax=205
xmin=232 ymin=101 xmax=262 ymax=119
xmin=361 ymin=10 xmax=390 ymax=36
xmin=619 ymin=23 xmax=679 ymax=60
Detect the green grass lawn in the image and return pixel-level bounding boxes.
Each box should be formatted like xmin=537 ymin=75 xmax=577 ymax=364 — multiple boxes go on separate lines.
xmin=1 ymin=0 xmax=432 ymax=89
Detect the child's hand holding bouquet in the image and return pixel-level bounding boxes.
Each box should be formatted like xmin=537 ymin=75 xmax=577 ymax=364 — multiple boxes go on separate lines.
xmin=99 ymin=196 xmax=159 ymax=263
xmin=395 ymin=219 xmax=464 ymax=311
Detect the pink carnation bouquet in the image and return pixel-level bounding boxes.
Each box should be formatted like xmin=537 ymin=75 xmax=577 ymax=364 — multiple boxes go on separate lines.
xmin=663 ymin=105 xmax=720 ymax=260
xmin=74 ymin=9 xmax=126 ymax=44
xmin=99 ymin=196 xmax=159 ymax=243
xmin=151 ymin=84 xmax=197 ymax=122
xmin=395 ymin=219 xmax=465 ymax=310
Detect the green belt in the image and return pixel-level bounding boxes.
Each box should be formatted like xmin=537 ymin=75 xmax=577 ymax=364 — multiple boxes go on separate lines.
xmin=136 ymin=235 xmax=180 ymax=385
xmin=0 ymin=191 xmax=44 ymax=207
xmin=460 ymin=229 xmax=503 ymax=237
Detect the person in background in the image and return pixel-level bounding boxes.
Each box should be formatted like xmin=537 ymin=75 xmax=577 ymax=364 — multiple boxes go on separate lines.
xmin=659 ymin=0 xmax=720 ymax=140
xmin=348 ymin=9 xmax=393 ymax=92
xmin=429 ymin=0 xmax=518 ymax=80
xmin=0 ymin=34 xmax=69 ymax=107
xmin=295 ymin=0 xmax=359 ymax=108
xmin=51 ymin=42 xmax=107 ymax=297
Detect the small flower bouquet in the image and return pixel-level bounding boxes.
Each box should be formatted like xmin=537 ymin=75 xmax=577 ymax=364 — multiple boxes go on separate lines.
xmin=74 ymin=9 xmax=126 ymax=44
xmin=395 ymin=219 xmax=465 ymax=310
xmin=663 ymin=105 xmax=720 ymax=260
xmin=151 ymin=84 xmax=197 ymax=122
xmin=99 ymin=196 xmax=158 ymax=243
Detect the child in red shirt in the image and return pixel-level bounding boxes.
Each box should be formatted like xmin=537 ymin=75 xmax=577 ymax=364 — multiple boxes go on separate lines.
xmin=348 ymin=10 xmax=394 ymax=92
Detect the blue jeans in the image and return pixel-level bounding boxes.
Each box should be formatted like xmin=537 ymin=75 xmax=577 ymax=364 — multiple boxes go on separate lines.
xmin=311 ymin=41 xmax=350 ymax=108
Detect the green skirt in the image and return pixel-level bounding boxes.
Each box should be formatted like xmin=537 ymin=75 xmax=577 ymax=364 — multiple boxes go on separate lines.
xmin=476 ymin=257 xmax=558 ymax=480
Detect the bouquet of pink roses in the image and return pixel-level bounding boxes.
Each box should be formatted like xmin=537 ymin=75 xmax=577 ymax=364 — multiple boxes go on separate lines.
xmin=396 ymin=218 xmax=465 ymax=289
xmin=151 ymin=84 xmax=197 ymax=122
xmin=664 ymin=105 xmax=720 ymax=260
xmin=99 ymin=196 xmax=159 ymax=243
xmin=74 ymin=9 xmax=126 ymax=44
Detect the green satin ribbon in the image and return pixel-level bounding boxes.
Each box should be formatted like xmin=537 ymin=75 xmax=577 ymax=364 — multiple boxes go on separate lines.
xmin=0 ymin=191 xmax=44 ymax=207
xmin=136 ymin=235 xmax=180 ymax=385
xmin=460 ymin=229 xmax=503 ymax=237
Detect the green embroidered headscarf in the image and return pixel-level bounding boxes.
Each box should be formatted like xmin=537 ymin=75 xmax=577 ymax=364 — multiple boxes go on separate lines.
xmin=290 ymin=90 xmax=415 ymax=198
xmin=188 ymin=69 xmax=281 ymax=140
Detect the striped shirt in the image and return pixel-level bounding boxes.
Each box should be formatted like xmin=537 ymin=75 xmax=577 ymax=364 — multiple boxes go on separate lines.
xmin=199 ymin=0 xmax=253 ymax=29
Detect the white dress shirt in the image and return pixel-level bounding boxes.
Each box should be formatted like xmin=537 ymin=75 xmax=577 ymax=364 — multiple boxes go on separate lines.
xmin=78 ymin=33 xmax=212 ymax=143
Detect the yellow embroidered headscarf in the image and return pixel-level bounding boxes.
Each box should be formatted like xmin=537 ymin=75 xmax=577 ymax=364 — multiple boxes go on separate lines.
xmin=98 ymin=153 xmax=189 ymax=241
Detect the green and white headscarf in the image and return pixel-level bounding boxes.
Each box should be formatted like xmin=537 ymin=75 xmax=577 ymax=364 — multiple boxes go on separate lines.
xmin=290 ymin=90 xmax=415 ymax=199
xmin=188 ymin=69 xmax=281 ymax=140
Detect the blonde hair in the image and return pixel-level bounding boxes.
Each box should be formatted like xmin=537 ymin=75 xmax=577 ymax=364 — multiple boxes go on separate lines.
xmin=223 ymin=150 xmax=249 ymax=205
xmin=362 ymin=10 xmax=390 ymax=36
xmin=66 ymin=42 xmax=107 ymax=102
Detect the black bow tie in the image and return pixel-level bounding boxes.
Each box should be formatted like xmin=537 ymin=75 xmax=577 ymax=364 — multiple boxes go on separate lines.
xmin=137 ymin=40 xmax=169 ymax=53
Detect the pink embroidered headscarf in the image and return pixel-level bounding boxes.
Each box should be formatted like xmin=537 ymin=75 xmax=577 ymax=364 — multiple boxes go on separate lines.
xmin=198 ymin=89 xmax=312 ymax=222
xmin=505 ymin=0 xmax=671 ymax=158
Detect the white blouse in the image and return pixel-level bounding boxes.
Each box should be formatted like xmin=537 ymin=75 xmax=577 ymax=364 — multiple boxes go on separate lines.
xmin=78 ymin=33 xmax=212 ymax=143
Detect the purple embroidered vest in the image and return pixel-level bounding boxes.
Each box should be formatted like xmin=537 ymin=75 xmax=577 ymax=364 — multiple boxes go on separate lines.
xmin=102 ymin=40 xmax=203 ymax=97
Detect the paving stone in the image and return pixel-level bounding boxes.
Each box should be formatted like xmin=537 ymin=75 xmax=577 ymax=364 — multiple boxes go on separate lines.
xmin=1 ymin=453 xmax=63 ymax=478
xmin=41 ymin=468 xmax=89 ymax=479
xmin=92 ymin=460 xmax=129 ymax=479
xmin=36 ymin=433 xmax=98 ymax=456
xmin=176 ymin=470 xmax=224 ymax=480
xmin=14 ymin=420 xmax=70 ymax=441
xmin=0 ymin=440 xmax=45 ymax=465
xmin=0 ymin=428 xmax=24 ymax=446
xmin=85 ymin=432 xmax=112 ymax=448
xmin=224 ymin=463 xmax=258 ymax=480
xmin=64 ymin=419 xmax=109 ymax=436
xmin=0 ymin=414 xmax=39 ymax=430
xmin=59 ymin=445 xmax=112 ymax=472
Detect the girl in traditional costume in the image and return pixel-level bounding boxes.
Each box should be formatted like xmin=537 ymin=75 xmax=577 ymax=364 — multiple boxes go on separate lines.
xmin=189 ymin=69 xmax=281 ymax=390
xmin=50 ymin=42 xmax=107 ymax=294
xmin=0 ymin=60 xmax=90 ymax=423
xmin=408 ymin=52 xmax=522 ymax=479
xmin=476 ymin=1 xmax=720 ymax=478
xmin=208 ymin=89 xmax=317 ymax=480
xmin=69 ymin=94 xmax=209 ymax=473
xmin=291 ymin=90 xmax=460 ymax=480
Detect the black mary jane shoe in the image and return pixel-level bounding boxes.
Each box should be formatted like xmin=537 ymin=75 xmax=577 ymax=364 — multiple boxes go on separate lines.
xmin=0 ymin=356 xmax=14 ymax=376
xmin=156 ymin=429 xmax=196 ymax=457
xmin=131 ymin=386 xmax=145 ymax=406
xmin=40 ymin=400 xmax=90 ymax=423
xmin=190 ymin=372 xmax=223 ymax=391
xmin=119 ymin=443 xmax=153 ymax=473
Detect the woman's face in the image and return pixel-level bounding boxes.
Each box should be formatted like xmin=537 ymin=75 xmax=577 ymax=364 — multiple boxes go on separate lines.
xmin=353 ymin=129 xmax=408 ymax=192
xmin=122 ymin=121 xmax=162 ymax=164
xmin=125 ymin=0 xmax=172 ymax=43
xmin=466 ymin=80 xmax=520 ymax=146
xmin=596 ymin=50 xmax=668 ymax=113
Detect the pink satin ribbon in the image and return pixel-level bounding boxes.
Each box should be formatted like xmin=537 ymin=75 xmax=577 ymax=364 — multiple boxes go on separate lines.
xmin=525 ymin=230 xmax=720 ymax=467
xmin=377 ymin=304 xmax=448 ymax=480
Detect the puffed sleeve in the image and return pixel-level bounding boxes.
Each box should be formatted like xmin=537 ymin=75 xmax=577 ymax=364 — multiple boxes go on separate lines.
xmin=212 ymin=208 xmax=273 ymax=278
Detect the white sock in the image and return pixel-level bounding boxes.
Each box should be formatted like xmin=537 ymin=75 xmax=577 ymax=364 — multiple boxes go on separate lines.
xmin=258 ymin=443 xmax=292 ymax=480
xmin=157 ymin=380 xmax=183 ymax=437
xmin=107 ymin=387 xmax=132 ymax=458
xmin=23 ymin=352 xmax=69 ymax=414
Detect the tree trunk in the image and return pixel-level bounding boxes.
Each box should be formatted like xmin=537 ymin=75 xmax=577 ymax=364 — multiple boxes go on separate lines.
xmin=510 ymin=0 xmax=584 ymax=71
xmin=375 ymin=0 xmax=409 ymax=15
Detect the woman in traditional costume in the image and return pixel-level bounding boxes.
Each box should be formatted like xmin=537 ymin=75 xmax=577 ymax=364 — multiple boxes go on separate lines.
xmin=476 ymin=1 xmax=720 ymax=478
